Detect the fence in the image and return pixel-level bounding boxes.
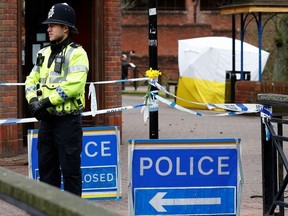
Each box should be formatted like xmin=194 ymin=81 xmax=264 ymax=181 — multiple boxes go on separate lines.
xmin=258 ymin=93 xmax=288 ymax=216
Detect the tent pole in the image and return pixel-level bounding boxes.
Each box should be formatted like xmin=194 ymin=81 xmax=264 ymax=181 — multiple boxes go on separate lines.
xmin=232 ymin=14 xmax=236 ymax=75
xmin=240 ymin=14 xmax=245 ymax=80
xmin=257 ymin=12 xmax=263 ymax=81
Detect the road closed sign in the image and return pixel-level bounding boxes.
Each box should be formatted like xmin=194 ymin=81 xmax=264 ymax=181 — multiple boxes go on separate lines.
xmin=128 ymin=138 xmax=241 ymax=216
xmin=28 ymin=126 xmax=121 ymax=200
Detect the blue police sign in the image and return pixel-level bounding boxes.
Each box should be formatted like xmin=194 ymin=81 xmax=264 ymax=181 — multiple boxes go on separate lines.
xmin=28 ymin=126 xmax=121 ymax=200
xmin=128 ymin=138 xmax=241 ymax=216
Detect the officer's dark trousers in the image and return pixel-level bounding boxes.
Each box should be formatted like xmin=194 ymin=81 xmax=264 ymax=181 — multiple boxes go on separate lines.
xmin=38 ymin=114 xmax=82 ymax=196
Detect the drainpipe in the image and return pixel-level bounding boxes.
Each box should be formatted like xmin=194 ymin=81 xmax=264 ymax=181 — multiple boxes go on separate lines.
xmin=193 ymin=0 xmax=198 ymax=23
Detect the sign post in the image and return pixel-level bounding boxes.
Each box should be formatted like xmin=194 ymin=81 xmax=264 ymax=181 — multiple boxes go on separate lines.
xmin=148 ymin=0 xmax=159 ymax=139
xmin=128 ymin=138 xmax=242 ymax=215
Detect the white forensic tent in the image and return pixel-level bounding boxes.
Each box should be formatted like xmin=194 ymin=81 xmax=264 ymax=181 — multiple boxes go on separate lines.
xmin=176 ymin=36 xmax=269 ymax=109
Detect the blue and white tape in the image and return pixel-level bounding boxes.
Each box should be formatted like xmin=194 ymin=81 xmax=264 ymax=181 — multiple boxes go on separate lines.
xmin=0 ymin=77 xmax=149 ymax=86
xmin=150 ymin=80 xmax=269 ymax=115
xmin=88 ymin=82 xmax=97 ymax=117
xmin=90 ymin=77 xmax=149 ymax=84
xmin=155 ymin=95 xmax=203 ymax=116
xmin=0 ymin=82 xmax=25 ymax=86
xmin=0 ymin=77 xmax=273 ymax=125
xmin=149 ymin=81 xmax=272 ymax=116
xmin=0 ymin=104 xmax=145 ymax=125
xmin=154 ymin=94 xmax=267 ymax=117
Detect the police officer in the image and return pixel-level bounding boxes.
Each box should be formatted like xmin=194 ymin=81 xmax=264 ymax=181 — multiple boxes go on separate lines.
xmin=25 ymin=3 xmax=89 ymax=197
xmin=121 ymin=54 xmax=136 ymax=90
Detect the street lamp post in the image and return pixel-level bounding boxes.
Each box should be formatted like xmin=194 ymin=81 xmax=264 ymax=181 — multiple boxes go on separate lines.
xmin=148 ymin=0 xmax=159 ymax=139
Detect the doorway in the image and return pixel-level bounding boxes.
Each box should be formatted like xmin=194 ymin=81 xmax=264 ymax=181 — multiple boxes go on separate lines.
xmin=23 ymin=0 xmax=95 ymax=76
xmin=22 ymin=0 xmax=104 ymax=145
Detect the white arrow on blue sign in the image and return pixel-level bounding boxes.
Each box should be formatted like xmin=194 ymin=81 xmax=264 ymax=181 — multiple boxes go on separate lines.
xmin=134 ymin=187 xmax=236 ymax=215
xmin=149 ymin=192 xmax=221 ymax=212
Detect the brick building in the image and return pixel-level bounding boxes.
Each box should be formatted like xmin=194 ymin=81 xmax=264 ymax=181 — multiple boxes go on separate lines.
xmin=121 ymin=0 xmax=288 ymax=105
xmin=0 ymin=0 xmax=122 ymax=157
xmin=0 ymin=1 xmax=19 ymax=157
xmin=121 ymin=0 xmax=288 ymax=84
xmin=121 ymin=0 xmax=239 ymax=82
xmin=1 ymin=0 xmax=288 ymax=157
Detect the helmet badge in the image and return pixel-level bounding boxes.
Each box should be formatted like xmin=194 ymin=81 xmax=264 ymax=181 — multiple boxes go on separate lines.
xmin=47 ymin=6 xmax=55 ymax=19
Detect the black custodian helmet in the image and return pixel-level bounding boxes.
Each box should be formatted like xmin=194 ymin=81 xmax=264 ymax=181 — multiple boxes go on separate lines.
xmin=42 ymin=3 xmax=78 ymax=33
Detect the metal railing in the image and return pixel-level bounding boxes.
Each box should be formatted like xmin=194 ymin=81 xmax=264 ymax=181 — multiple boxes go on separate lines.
xmin=258 ymin=93 xmax=288 ymax=216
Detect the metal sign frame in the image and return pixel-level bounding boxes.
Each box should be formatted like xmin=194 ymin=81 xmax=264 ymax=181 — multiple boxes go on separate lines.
xmin=128 ymin=138 xmax=242 ymax=216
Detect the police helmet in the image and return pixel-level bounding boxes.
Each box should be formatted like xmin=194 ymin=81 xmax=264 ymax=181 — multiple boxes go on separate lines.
xmin=42 ymin=3 xmax=78 ymax=33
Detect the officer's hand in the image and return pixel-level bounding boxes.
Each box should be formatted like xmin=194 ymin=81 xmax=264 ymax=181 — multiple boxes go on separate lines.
xmin=29 ymin=97 xmax=52 ymax=120
xmin=28 ymin=98 xmax=41 ymax=116
xmin=35 ymin=110 xmax=49 ymax=120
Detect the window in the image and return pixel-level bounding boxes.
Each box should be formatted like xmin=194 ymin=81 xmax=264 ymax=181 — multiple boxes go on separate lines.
xmin=130 ymin=0 xmax=185 ymax=11
xmin=200 ymin=0 xmax=231 ymax=11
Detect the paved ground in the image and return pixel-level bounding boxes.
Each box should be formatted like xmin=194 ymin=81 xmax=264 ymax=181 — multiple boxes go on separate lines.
xmin=0 ymin=86 xmax=277 ymax=215
xmin=111 ymin=93 xmax=264 ymax=216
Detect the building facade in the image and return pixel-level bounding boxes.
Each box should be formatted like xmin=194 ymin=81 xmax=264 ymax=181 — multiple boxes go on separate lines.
xmin=121 ymin=0 xmax=288 ymax=84
xmin=1 ymin=0 xmax=288 ymax=157
xmin=0 ymin=0 xmax=122 ymax=157
xmin=121 ymin=0 xmax=239 ymax=82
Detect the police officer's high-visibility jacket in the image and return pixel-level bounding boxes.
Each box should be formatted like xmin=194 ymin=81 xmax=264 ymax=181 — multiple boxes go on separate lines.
xmin=25 ymin=43 xmax=89 ymax=115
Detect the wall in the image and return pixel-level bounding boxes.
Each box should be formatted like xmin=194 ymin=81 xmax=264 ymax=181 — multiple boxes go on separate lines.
xmin=0 ymin=167 xmax=121 ymax=215
xmin=235 ymin=81 xmax=288 ymax=103
xmin=121 ymin=0 xmax=239 ymax=85
xmin=0 ymin=0 xmax=22 ymax=157
xmin=122 ymin=10 xmax=234 ymax=57
xmin=0 ymin=0 xmax=123 ymax=157
xmin=104 ymin=0 xmax=122 ymax=127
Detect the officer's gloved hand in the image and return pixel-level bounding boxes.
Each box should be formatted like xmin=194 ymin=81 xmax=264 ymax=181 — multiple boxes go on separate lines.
xmin=29 ymin=98 xmax=41 ymax=116
xmin=29 ymin=97 xmax=52 ymax=120
xmin=34 ymin=110 xmax=49 ymax=120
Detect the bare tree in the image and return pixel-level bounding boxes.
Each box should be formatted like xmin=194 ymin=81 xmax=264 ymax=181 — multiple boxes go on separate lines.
xmin=121 ymin=0 xmax=135 ymax=10
xmin=272 ymin=14 xmax=288 ymax=81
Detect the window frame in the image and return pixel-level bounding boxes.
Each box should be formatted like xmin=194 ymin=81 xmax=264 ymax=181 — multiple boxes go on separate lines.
xmin=129 ymin=0 xmax=186 ymax=11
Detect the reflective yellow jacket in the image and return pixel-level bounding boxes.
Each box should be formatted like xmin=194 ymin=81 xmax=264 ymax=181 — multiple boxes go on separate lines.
xmin=25 ymin=43 xmax=89 ymax=115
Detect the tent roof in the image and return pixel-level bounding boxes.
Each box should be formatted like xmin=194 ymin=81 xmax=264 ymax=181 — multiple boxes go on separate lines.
xmin=178 ymin=36 xmax=270 ymax=81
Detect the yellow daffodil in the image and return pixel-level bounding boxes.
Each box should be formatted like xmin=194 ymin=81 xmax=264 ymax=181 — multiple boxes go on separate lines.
xmin=141 ymin=68 xmax=161 ymax=122
xmin=143 ymin=68 xmax=161 ymax=107
xmin=145 ymin=68 xmax=162 ymax=80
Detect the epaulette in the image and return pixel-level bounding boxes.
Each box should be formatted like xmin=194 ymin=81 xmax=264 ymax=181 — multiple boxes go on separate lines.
xmin=70 ymin=42 xmax=81 ymax=48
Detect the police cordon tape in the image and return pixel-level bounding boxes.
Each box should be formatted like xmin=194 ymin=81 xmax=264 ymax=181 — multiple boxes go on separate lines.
xmin=151 ymin=80 xmax=264 ymax=113
xmin=149 ymin=80 xmax=272 ymax=117
xmin=0 ymin=104 xmax=145 ymax=125
xmin=0 ymin=77 xmax=150 ymax=86
xmin=0 ymin=77 xmax=272 ymax=125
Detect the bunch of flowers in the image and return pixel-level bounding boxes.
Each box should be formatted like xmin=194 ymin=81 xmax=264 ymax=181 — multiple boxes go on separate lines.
xmin=141 ymin=68 xmax=162 ymax=122
xmin=145 ymin=68 xmax=162 ymax=80
xmin=144 ymin=68 xmax=161 ymax=105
